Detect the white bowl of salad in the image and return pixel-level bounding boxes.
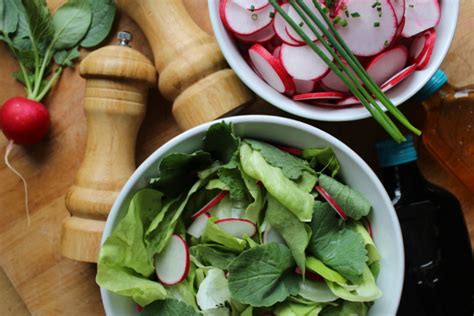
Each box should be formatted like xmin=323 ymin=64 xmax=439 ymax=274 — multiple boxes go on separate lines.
xmin=97 ymin=115 xmax=404 ymax=315
xmin=209 ymin=0 xmax=458 ymax=122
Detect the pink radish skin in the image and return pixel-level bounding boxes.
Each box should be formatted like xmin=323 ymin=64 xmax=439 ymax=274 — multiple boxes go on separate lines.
xmin=315 ymin=185 xmax=348 ymax=221
xmin=286 ymin=0 xmax=328 ymax=43
xmin=249 ymin=43 xmax=295 ymax=93
xmin=293 ymin=92 xmax=346 ymax=102
xmin=366 ymin=45 xmax=408 ymax=86
xmin=191 ymin=191 xmax=228 ymax=219
xmin=280 ymin=43 xmax=332 ymax=81
xmin=155 ymin=234 xmax=190 ymax=286
xmin=412 ymin=29 xmax=436 ymax=70
xmin=263 ymin=226 xmax=287 ymax=245
xmin=336 ymin=96 xmax=361 ymax=107
xmin=381 ymin=64 xmax=417 ymax=92
xmin=275 ymin=144 xmax=302 ymax=156
xmin=187 ymin=213 xmax=211 ymax=238
xmin=336 ymin=0 xmax=397 ymax=57
xmin=215 ymin=218 xmax=257 ymax=238
xmin=233 ymin=0 xmax=269 ymax=11
xmin=234 ymin=22 xmax=275 ymax=43
xmin=402 ymin=0 xmax=441 ymax=38
xmin=389 ymin=0 xmax=405 ymax=25
xmin=224 ymin=0 xmax=275 ymax=36
xmin=273 ymin=3 xmax=302 ymax=46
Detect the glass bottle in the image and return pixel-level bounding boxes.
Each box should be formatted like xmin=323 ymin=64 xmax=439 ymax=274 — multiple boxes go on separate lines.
xmin=376 ymin=136 xmax=473 ymax=316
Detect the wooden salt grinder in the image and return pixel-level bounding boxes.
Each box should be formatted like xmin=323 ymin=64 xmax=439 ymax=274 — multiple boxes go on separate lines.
xmin=116 ymin=0 xmax=255 ymax=130
xmin=61 ymin=32 xmax=157 ymax=263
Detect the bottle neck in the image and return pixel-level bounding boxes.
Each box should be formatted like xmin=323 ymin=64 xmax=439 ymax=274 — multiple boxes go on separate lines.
xmin=381 ymin=161 xmax=425 ymax=204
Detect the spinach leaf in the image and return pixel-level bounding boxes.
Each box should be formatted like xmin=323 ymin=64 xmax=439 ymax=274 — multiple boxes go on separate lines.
xmin=203 ymin=122 xmax=240 ymax=164
xmin=80 ymin=0 xmax=115 ymax=47
xmin=149 ymin=151 xmax=213 ymax=197
xmin=53 ymin=45 xmax=80 ymax=67
xmin=190 ymin=244 xmax=237 ymax=270
xmin=302 ymin=146 xmax=340 ymax=178
xmin=228 ymin=243 xmax=299 ymax=307
xmin=142 ymin=299 xmax=200 ymax=316
xmin=245 ymin=139 xmax=315 ymax=180
xmin=265 ymin=194 xmax=311 ymax=273
xmin=320 ymin=301 xmax=368 ymax=316
xmin=318 ymin=174 xmax=371 ymax=220
xmin=52 ymin=0 xmax=91 ymax=50
xmin=0 ymin=0 xmax=19 ymax=34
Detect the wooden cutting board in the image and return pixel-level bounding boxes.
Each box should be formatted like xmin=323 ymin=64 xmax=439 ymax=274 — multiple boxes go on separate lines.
xmin=1 ymin=1 xmax=473 ymax=315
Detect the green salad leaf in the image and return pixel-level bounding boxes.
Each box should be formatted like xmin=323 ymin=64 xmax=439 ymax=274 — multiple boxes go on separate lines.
xmin=201 ymin=220 xmax=247 ymax=252
xmin=241 ymin=169 xmax=265 ymax=223
xmin=318 ymin=174 xmax=371 ymax=220
xmin=298 ymin=278 xmax=338 ymax=303
xmin=305 ymin=257 xmax=347 ymax=285
xmin=302 ymin=147 xmax=340 ymax=178
xmin=275 ymin=301 xmax=323 ymax=316
xmin=167 ymin=277 xmax=198 ymax=310
xmin=203 ymin=122 xmax=240 ymax=164
xmin=320 ymin=301 xmax=368 ymax=316
xmin=141 ymin=299 xmax=200 ymax=316
xmin=196 ymin=268 xmax=232 ymax=310
xmin=228 ymin=243 xmax=299 ymax=307
xmin=218 ymin=166 xmax=249 ymax=201
xmin=190 ymin=244 xmax=237 ymax=270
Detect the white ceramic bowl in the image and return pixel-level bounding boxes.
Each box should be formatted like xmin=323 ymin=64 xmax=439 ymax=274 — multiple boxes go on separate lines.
xmin=100 ymin=115 xmax=404 ymax=316
xmin=209 ymin=0 xmax=459 ymax=121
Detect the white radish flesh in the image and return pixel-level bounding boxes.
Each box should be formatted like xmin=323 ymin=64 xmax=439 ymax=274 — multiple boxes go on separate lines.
xmin=366 ymin=45 xmax=408 ymax=86
xmin=224 ymin=0 xmax=275 ymax=35
xmin=336 ymin=0 xmax=397 ymax=57
xmin=389 ymin=0 xmax=405 ymax=25
xmin=233 ymin=0 xmax=269 ymax=11
xmin=155 ymin=234 xmax=190 ymax=285
xmin=380 ymin=64 xmax=417 ymax=92
xmin=234 ymin=22 xmax=275 ymax=43
xmin=402 ymin=0 xmax=441 ymax=38
xmin=263 ymin=226 xmax=287 ymax=245
xmin=286 ymin=0 xmax=328 ymax=43
xmin=191 ymin=191 xmax=228 ymax=219
xmin=294 ymin=79 xmax=315 ymax=94
xmin=293 ymin=92 xmax=346 ymax=102
xmin=187 ymin=213 xmax=211 ymax=238
xmin=249 ymin=43 xmax=295 ymax=93
xmin=336 ymin=96 xmax=361 ymax=106
xmin=215 ymin=218 xmax=257 ymax=238
xmin=280 ymin=43 xmax=332 ymax=81
xmin=273 ymin=3 xmax=302 ymax=46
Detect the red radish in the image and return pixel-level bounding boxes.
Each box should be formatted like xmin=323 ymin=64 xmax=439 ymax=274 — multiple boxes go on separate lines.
xmin=155 ymin=234 xmax=190 ymax=285
xmin=362 ymin=217 xmax=373 ymax=238
xmin=273 ymin=3 xmax=302 ymax=46
xmin=393 ymin=17 xmax=405 ymax=42
xmin=223 ymin=0 xmax=275 ymax=36
xmin=273 ymin=45 xmax=282 ymax=59
xmin=234 ymin=22 xmax=275 ymax=43
xmin=315 ymin=185 xmax=348 ymax=220
xmin=280 ymin=43 xmax=332 ymax=81
xmin=233 ymin=0 xmax=269 ymax=11
xmin=336 ymin=0 xmax=397 ymax=57
xmin=187 ymin=213 xmax=211 ymax=238
xmin=293 ymin=92 xmax=346 ymax=102
xmin=191 ymin=191 xmax=228 ymax=219
xmin=295 ymin=266 xmax=323 ymax=281
xmin=276 ymin=144 xmax=302 ymax=156
xmin=294 ymin=79 xmax=315 ymax=94
xmin=136 ymin=304 xmax=143 ymax=313
xmin=263 ymin=226 xmax=287 ymax=245
xmin=336 ymin=96 xmax=361 ymax=107
xmin=215 ymin=218 xmax=257 ymax=238
xmin=380 ymin=64 xmax=417 ymax=92
xmin=411 ymin=29 xmax=436 ymax=70
xmin=286 ymin=0 xmax=328 ymax=43
xmin=366 ymin=45 xmax=408 ymax=86
xmin=249 ymin=44 xmax=295 ymax=93
xmin=389 ymin=0 xmax=405 ymax=25
xmin=320 ymin=60 xmax=359 ymax=93
xmin=402 ymin=0 xmax=441 ymax=38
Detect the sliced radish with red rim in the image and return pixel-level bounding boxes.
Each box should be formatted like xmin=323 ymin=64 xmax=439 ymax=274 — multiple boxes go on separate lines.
xmin=294 ymin=79 xmax=315 ymax=94
xmin=234 ymin=22 xmax=275 ymax=43
xmin=191 ymin=191 xmax=228 ymax=219
xmin=233 ymin=0 xmax=269 ymax=11
xmin=315 ymin=185 xmax=347 ymax=220
xmin=336 ymin=96 xmax=361 ymax=107
xmin=389 ymin=0 xmax=405 ymax=25
xmin=286 ymin=0 xmax=328 ymax=43
xmin=380 ymin=64 xmax=417 ymax=92
xmin=223 ymin=0 xmax=275 ymax=35
xmin=280 ymin=43 xmax=332 ymax=81
xmin=273 ymin=3 xmax=302 ymax=46
xmin=410 ymin=29 xmax=436 ymax=70
xmin=187 ymin=213 xmax=211 ymax=238
xmin=155 ymin=234 xmax=190 ymax=285
xmin=402 ymin=0 xmax=441 ymax=38
xmin=273 ymin=45 xmax=282 ymax=59
xmin=249 ymin=43 xmax=295 ymax=93
xmin=276 ymin=144 xmax=302 ymax=156
xmin=215 ymin=218 xmax=257 ymax=238
xmin=293 ymin=92 xmax=346 ymax=102
xmin=366 ymin=45 xmax=408 ymax=85
xmin=321 ymin=60 xmax=360 ymax=93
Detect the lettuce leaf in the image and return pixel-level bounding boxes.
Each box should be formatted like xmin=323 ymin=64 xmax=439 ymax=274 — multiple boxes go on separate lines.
xmin=305 ymin=257 xmax=347 ymax=285
xmin=141 ymin=298 xmax=200 ymax=316
xmin=298 ymin=278 xmax=338 ymax=303
xmin=197 ymin=268 xmax=232 ymax=310
xmin=240 ymin=143 xmax=314 ymax=222
xmin=302 ymin=147 xmax=340 ymax=178
xmin=241 ymin=169 xmax=265 ymax=223
xmin=320 ymin=301 xmax=368 ymax=316
xmin=203 ymin=122 xmax=240 ymax=164
xmin=201 ymin=220 xmax=247 ymax=252
xmin=275 ymin=301 xmax=323 ymax=316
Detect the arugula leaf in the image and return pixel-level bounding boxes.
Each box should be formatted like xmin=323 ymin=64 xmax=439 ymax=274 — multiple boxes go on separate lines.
xmin=240 ymin=143 xmax=314 ymax=222
xmin=196 ymin=268 xmax=232 ymax=310
xmin=52 ymin=0 xmax=91 ymax=50
xmin=149 ymin=151 xmax=213 ymax=197
xmin=203 ymin=122 xmax=240 ymax=164
xmin=218 ymin=166 xmax=249 ymax=201
xmin=80 ymin=0 xmax=115 ymax=47
xmin=265 ymin=194 xmax=310 ymax=273
xmin=0 ymin=0 xmax=19 ymax=34
xmin=320 ymin=301 xmax=368 ymax=316
xmin=274 ymin=301 xmax=323 ymax=316
xmin=228 ymin=243 xmax=299 ymax=307
xmin=318 ymin=174 xmax=371 ymax=220
xmin=190 ymin=244 xmax=237 ymax=270
xmin=302 ymin=146 xmax=340 ymax=178
xmin=142 ymin=299 xmax=200 ymax=316
xmin=245 ymin=139 xmax=314 ymax=180
xmin=53 ymin=45 xmax=80 ymax=67
xmin=201 ymin=220 xmax=247 ymax=252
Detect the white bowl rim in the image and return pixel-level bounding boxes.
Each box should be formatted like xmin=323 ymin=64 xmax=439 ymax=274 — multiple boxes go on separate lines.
xmin=208 ymin=0 xmax=459 ymax=122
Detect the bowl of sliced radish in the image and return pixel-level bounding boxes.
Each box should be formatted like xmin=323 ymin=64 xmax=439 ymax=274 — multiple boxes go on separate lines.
xmin=99 ymin=115 xmax=404 ymax=315
xmin=210 ymin=0 xmax=458 ymax=121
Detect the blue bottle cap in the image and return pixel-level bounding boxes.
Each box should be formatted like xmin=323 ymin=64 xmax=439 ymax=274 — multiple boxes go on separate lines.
xmin=415 ymin=69 xmax=448 ymax=101
xmin=376 ymin=135 xmax=417 ymax=167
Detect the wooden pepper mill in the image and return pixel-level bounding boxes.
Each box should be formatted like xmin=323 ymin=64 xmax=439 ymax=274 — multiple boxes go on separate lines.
xmin=61 ymin=32 xmax=157 ymax=263
xmin=116 ymin=0 xmax=254 ymax=130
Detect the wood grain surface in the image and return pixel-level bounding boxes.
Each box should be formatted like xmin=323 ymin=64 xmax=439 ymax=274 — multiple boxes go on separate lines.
xmin=0 ymin=1 xmax=473 ymax=315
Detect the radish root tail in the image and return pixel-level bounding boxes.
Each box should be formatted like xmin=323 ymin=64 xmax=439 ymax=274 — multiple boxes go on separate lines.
xmin=4 ymin=140 xmax=31 ymax=227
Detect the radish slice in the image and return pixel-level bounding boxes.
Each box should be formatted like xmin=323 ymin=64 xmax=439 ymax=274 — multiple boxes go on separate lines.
xmin=263 ymin=226 xmax=287 ymax=245
xmin=273 ymin=3 xmax=302 ymax=46
xmin=402 ymin=0 xmax=441 ymax=38
xmin=233 ymin=0 xmax=269 ymax=11
xmin=294 ymin=79 xmax=315 ymax=94
xmin=411 ymin=29 xmax=436 ymax=70
xmin=380 ymin=64 xmax=417 ymax=92
xmin=389 ymin=0 xmax=405 ymax=25
xmin=155 ymin=234 xmax=190 ymax=285
xmin=280 ymin=43 xmax=332 ymax=81
xmin=187 ymin=213 xmax=211 ymax=238
xmin=394 ymin=16 xmax=405 ymax=41
xmin=276 ymin=144 xmax=302 ymax=156
xmin=286 ymin=0 xmax=328 ymax=43
xmin=327 ymin=0 xmax=349 ymax=18
xmin=234 ymin=22 xmax=275 ymax=43
xmin=409 ymin=33 xmax=427 ymax=64
xmin=293 ymin=92 xmax=346 ymax=102
xmin=335 ymin=0 xmax=397 ymax=57
xmin=366 ymin=45 xmax=408 ymax=85
xmin=215 ymin=218 xmax=257 ymax=238
xmin=273 ymin=45 xmax=282 ymax=59
xmin=249 ymin=43 xmax=295 ymax=93
xmin=321 ymin=59 xmax=359 ymax=93
xmin=192 ymin=191 xmax=228 ymax=219
xmin=224 ymin=0 xmax=275 ymax=35
xmin=315 ymin=185 xmax=347 ymax=220
xmin=336 ymin=96 xmax=361 ymax=107
xmin=362 ymin=217 xmax=373 ymax=238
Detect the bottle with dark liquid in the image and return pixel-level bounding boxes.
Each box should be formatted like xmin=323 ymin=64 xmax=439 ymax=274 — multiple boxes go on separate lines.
xmin=376 ymin=136 xmax=474 ymax=316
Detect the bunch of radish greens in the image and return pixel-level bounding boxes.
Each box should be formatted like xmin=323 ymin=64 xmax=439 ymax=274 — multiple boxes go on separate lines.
xmin=0 ymin=0 xmax=115 ymax=224
xmin=97 ymin=122 xmax=382 ymax=315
